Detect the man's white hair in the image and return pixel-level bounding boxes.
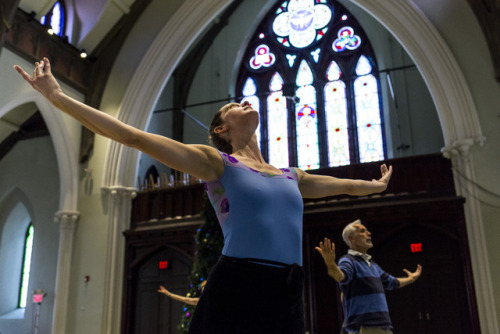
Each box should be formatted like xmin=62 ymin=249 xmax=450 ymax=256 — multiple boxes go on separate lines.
xmin=342 ymin=219 xmax=362 ymax=247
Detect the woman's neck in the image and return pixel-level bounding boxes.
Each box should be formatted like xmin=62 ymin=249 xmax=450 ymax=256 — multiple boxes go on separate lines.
xmin=230 ymin=134 xmax=265 ymax=161
xmin=232 ymin=145 xmax=265 ymax=163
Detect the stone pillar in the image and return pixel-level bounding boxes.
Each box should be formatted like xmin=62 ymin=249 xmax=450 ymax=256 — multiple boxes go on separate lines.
xmin=100 ymin=186 xmax=137 ymax=334
xmin=442 ymin=137 xmax=498 ymax=333
xmin=51 ymin=210 xmax=80 ymax=334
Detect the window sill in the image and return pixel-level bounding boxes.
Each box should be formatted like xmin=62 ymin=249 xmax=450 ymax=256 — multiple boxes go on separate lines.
xmin=0 ymin=308 xmax=25 ymax=319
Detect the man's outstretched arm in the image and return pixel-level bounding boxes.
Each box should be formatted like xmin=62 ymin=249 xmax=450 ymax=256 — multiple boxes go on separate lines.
xmin=397 ymin=264 xmax=422 ymax=287
xmin=315 ymin=237 xmax=345 ymax=282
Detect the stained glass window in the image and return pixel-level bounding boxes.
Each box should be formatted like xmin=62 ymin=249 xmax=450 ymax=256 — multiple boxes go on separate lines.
xmin=272 ymin=0 xmax=332 ymax=48
xmin=310 ymin=48 xmax=321 ymax=62
xmin=241 ymin=78 xmax=261 ymax=146
xmin=332 ymin=26 xmax=361 ymax=52
xmin=267 ymin=73 xmax=289 ymax=167
xmin=286 ymin=54 xmax=297 ymax=67
xmin=249 ymin=45 xmax=276 ymax=70
xmin=19 ymin=224 xmax=34 ymax=308
xmin=41 ymin=1 xmax=65 ymax=37
xmin=237 ymin=0 xmax=385 ymax=169
xmin=325 ymin=61 xmax=350 ymax=166
xmin=296 ymin=61 xmax=319 ymax=169
xmin=354 ymin=56 xmax=384 ymax=163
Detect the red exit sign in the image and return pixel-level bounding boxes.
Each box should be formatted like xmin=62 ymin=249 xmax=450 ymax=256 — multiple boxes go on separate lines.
xmin=411 ymin=243 xmax=422 ymax=253
xmin=159 ymin=261 xmax=169 ymax=270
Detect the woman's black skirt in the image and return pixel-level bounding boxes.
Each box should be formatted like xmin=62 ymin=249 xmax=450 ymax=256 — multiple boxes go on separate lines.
xmin=188 ymin=255 xmax=305 ymax=334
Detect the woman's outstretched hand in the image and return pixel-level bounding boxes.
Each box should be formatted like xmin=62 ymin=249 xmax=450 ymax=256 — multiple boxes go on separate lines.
xmin=372 ymin=164 xmax=392 ymax=191
xmin=14 ymin=57 xmax=62 ymax=102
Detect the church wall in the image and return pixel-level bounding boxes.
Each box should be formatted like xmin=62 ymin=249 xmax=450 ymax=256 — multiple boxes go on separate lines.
xmin=63 ymin=1 xmax=186 ymax=333
xmin=412 ymin=0 xmax=500 ymax=324
xmin=2 ymin=0 xmax=499 ymax=332
xmin=0 ymin=137 xmax=59 ymax=334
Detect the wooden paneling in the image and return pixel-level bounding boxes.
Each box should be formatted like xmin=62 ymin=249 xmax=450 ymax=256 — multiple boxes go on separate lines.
xmin=5 ymin=9 xmax=93 ymax=93
xmin=131 ymin=183 xmax=206 ymax=230
xmin=122 ymin=223 xmax=201 ymax=334
xmin=125 ymin=153 xmax=479 ymax=333
xmin=303 ymin=197 xmax=479 ymax=334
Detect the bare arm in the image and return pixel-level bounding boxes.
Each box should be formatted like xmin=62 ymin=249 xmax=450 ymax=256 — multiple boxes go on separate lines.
xmin=397 ymin=264 xmax=422 ymax=288
xmin=297 ymin=164 xmax=392 ymax=198
xmin=158 ymin=286 xmax=199 ymax=306
xmin=13 ymin=58 xmax=223 ymax=181
xmin=315 ymin=237 xmax=345 ymax=282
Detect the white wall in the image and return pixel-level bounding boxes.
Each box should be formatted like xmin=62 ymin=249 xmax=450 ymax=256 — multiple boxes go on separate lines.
xmin=412 ymin=0 xmax=500 ymax=323
xmin=0 ymin=137 xmax=60 ymax=334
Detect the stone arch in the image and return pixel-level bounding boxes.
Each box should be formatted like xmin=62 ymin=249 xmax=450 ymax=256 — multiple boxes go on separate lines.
xmin=104 ymin=0 xmax=484 ymax=187
xmin=0 ymin=92 xmax=79 ymax=212
xmin=102 ymin=0 xmax=234 ymax=188
xmin=104 ymin=0 xmax=495 ymax=332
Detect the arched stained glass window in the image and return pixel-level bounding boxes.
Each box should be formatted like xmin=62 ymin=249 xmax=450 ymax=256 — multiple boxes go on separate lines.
xmin=354 ymin=56 xmax=384 ymax=163
xmin=325 ymin=60 xmax=349 ymax=166
xmin=237 ymin=0 xmax=386 ymax=169
xmin=267 ymin=73 xmax=289 ymax=167
xmin=296 ymin=60 xmax=319 ymax=169
xmin=19 ymin=224 xmax=34 ymax=308
xmin=41 ymin=1 xmax=66 ymax=37
xmin=241 ymin=78 xmax=261 ymax=146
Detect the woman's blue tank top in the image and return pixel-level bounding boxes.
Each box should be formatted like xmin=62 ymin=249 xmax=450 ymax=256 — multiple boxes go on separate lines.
xmin=204 ymin=151 xmax=304 ymax=265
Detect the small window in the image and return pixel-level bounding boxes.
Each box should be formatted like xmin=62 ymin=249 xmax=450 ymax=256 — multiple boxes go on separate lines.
xmin=41 ymin=1 xmax=66 ymax=37
xmin=19 ymin=224 xmax=34 ymax=308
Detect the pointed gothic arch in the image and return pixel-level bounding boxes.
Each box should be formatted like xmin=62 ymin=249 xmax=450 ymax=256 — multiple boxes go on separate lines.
xmin=0 ymin=92 xmax=79 ymax=211
xmin=0 ymin=91 xmax=80 ymax=334
xmin=235 ymin=0 xmax=386 ymax=169
xmin=103 ymin=0 xmax=494 ymax=332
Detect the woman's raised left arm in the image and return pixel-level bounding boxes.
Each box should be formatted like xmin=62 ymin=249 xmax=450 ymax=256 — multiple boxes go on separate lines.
xmin=296 ymin=164 xmax=392 ymax=198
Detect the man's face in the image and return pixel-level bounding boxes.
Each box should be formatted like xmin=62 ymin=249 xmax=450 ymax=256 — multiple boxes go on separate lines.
xmin=349 ymin=223 xmax=373 ymax=253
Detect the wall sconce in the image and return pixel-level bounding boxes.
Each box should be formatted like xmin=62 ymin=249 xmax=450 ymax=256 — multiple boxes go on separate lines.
xmin=80 ymin=49 xmax=88 ymax=58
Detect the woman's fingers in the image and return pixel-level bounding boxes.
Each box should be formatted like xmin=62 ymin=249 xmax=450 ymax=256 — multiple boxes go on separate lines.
xmin=43 ymin=57 xmax=52 ymax=74
xmin=35 ymin=61 xmax=44 ymax=76
xmin=14 ymin=65 xmax=32 ymax=83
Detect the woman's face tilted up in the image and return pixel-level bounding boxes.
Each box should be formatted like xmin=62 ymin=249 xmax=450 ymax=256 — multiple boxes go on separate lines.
xmin=220 ymin=100 xmax=260 ymax=135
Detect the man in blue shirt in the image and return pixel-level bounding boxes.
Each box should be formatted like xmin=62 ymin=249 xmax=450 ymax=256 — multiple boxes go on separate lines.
xmin=315 ymin=219 xmax=422 ymax=334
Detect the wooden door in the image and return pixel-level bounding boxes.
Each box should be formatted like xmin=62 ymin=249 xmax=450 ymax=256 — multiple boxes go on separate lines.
xmin=303 ymin=198 xmax=479 ymax=334
xmin=130 ymin=247 xmax=192 ymax=334
xmin=378 ymin=223 xmax=476 ymax=334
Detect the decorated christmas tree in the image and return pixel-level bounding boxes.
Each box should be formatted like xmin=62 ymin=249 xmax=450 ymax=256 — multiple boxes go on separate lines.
xmin=178 ymin=194 xmax=224 ymax=333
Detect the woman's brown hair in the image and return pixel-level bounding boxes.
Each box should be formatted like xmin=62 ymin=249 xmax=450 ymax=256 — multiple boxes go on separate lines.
xmin=208 ymin=103 xmax=238 ymax=154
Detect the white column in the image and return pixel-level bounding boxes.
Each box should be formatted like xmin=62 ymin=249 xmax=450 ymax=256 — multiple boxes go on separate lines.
xmin=51 ymin=210 xmax=80 ymax=334
xmin=100 ymin=186 xmax=137 ymax=334
xmin=442 ymin=137 xmax=498 ymax=333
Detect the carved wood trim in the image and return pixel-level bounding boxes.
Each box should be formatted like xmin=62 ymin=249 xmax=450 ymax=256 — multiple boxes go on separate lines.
xmin=0 ymin=0 xmax=20 ymax=54
xmin=5 ymin=9 xmax=94 ymax=92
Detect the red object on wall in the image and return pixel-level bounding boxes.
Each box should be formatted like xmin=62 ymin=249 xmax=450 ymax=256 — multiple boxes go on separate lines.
xmin=33 ymin=294 xmax=44 ymax=303
xmin=411 ymin=243 xmax=422 ymax=253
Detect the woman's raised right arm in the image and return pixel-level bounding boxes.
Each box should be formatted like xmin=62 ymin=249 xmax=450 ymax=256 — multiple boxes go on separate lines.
xmin=14 ymin=58 xmax=223 ymax=181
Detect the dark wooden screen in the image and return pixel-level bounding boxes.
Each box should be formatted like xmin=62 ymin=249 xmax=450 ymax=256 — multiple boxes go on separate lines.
xmin=124 ymin=153 xmax=480 ymax=334
xmin=122 ymin=224 xmax=200 ymax=334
